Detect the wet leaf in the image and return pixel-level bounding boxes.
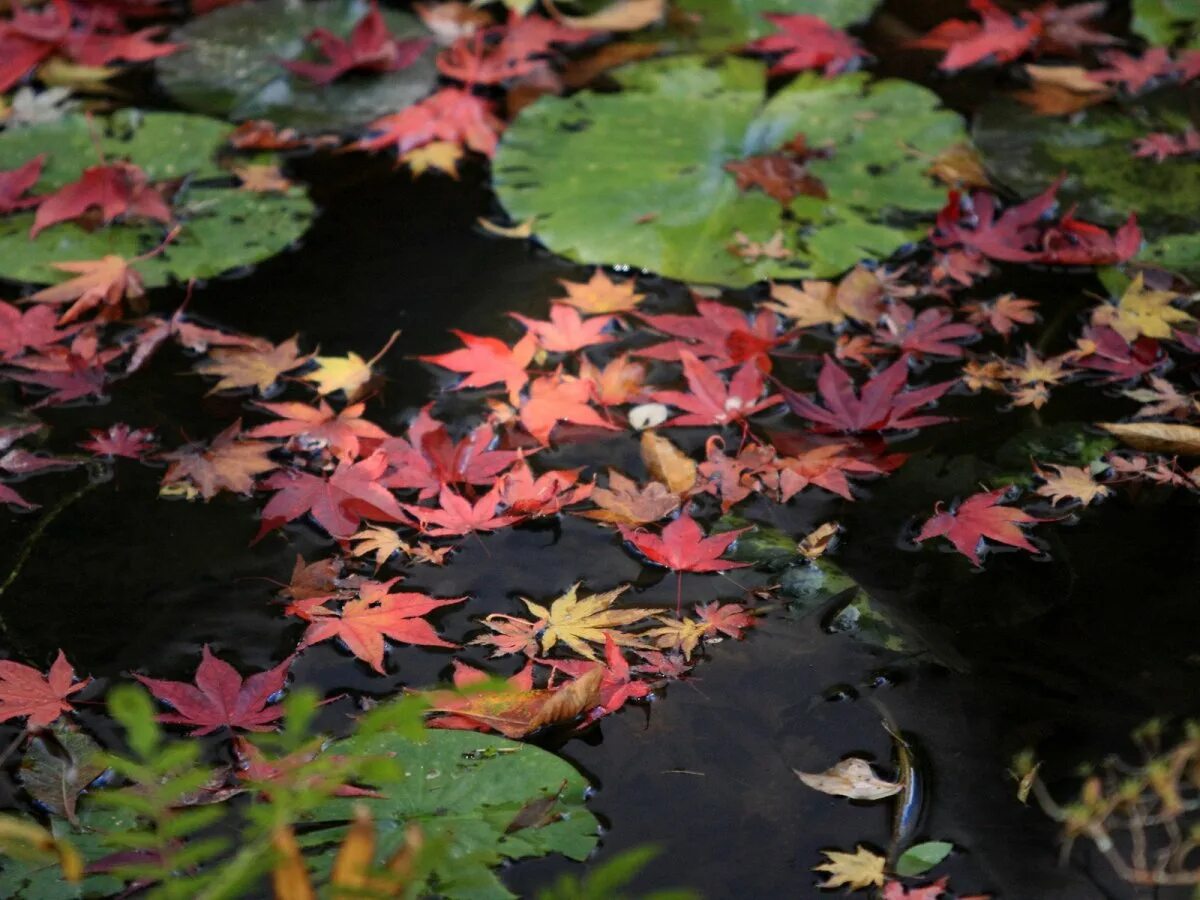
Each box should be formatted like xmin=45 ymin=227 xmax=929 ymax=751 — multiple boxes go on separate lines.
xmin=916 ymin=489 xmax=1042 ymax=566
xmin=0 ymin=651 xmax=89 ymax=730
xmin=521 ymin=584 xmax=656 ymax=660
xmin=20 ymin=729 xmax=105 ymax=823
xmin=895 ymin=840 xmax=954 ymax=877
xmin=795 ymin=757 xmax=902 ymax=800
xmin=494 ymin=57 xmax=965 ymax=287
xmin=814 ymin=844 xmax=886 ymax=890
xmin=1098 ymin=421 xmax=1200 ymax=455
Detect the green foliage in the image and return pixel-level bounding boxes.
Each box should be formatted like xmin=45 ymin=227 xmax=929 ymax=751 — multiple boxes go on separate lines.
xmin=157 ymin=0 xmax=438 ymax=130
xmin=1131 ymin=0 xmax=1200 ymax=47
xmin=895 ymin=840 xmax=954 ymax=876
xmin=666 ymin=0 xmax=877 ymax=49
xmin=972 ymin=92 xmax=1200 ymax=276
xmin=0 ymin=111 xmax=314 ymax=286
xmin=494 ymin=57 xmax=966 ymax=287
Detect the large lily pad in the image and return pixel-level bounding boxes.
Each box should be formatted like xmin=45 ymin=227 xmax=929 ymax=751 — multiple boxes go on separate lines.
xmin=305 ymin=727 xmax=600 ymax=900
xmin=493 ymin=57 xmax=966 ymax=287
xmin=973 ymin=93 xmax=1200 ymax=275
xmin=156 ymin=0 xmax=438 ymax=131
xmin=1132 ymin=0 xmax=1200 ymax=47
xmin=673 ymin=0 xmax=879 ymax=49
xmin=0 ymin=110 xmax=314 ymax=287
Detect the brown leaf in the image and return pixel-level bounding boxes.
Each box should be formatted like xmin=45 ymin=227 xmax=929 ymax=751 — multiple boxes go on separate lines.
xmin=546 ymin=0 xmax=663 ymax=31
xmin=640 ymin=430 xmax=697 ymax=494
xmin=528 ymin=665 xmax=603 ymax=730
xmin=579 ymin=470 xmax=680 ymax=525
xmin=795 ymin=757 xmax=902 ymax=801
xmin=926 ymin=141 xmax=989 ymax=190
xmin=1098 ymin=422 xmax=1200 ymax=456
xmin=562 ymin=41 xmax=662 ymax=88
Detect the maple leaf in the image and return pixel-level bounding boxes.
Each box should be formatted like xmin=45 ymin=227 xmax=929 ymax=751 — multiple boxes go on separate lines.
xmin=874 ymin=305 xmax=977 ymax=359
xmin=695 ymin=601 xmax=757 ymax=640
xmin=437 ymin=14 xmax=592 ymax=85
xmin=426 ymin=660 xmax=603 ymax=738
xmin=883 ymin=877 xmax=951 ymax=899
xmin=379 ymin=408 xmax=518 ymax=498
xmin=521 ymin=583 xmax=656 ymax=660
xmin=258 ymin=451 xmax=407 ymax=540
xmin=1089 ymin=48 xmax=1174 ymax=94
xmin=30 ymin=163 xmax=171 ymax=238
xmin=510 ymin=304 xmax=615 ymax=354
xmin=279 ymin=555 xmax=346 ymax=611
xmin=80 ymin=423 xmax=155 ymax=459
xmin=1091 ymin=274 xmax=1191 ymax=342
xmin=0 ymin=300 xmax=71 ymax=360
xmin=1134 ymin=127 xmax=1200 ymax=162
xmin=161 ymin=421 xmax=277 ymax=501
xmin=401 ymin=141 xmax=463 ymax=177
xmin=354 ymin=87 xmax=504 ymax=157
xmin=915 ymin=488 xmax=1042 ymax=565
xmin=0 ymin=155 xmax=43 ymax=214
xmin=67 ymin=25 xmax=180 ymax=67
xmin=518 ymin=372 xmax=618 ymax=445
xmin=814 ymin=845 xmax=887 ymax=891
xmin=1125 ymin=375 xmax=1198 ymax=419
xmin=783 ymin=356 xmax=955 ymax=433
xmin=651 ymin=351 xmax=781 ymax=427
xmin=578 ymin=469 xmax=679 ymax=525
xmin=0 ymin=650 xmax=88 ymax=728
xmin=728 ymin=229 xmax=791 ymax=261
xmin=556 ymin=270 xmax=645 ymax=314
xmin=401 ymin=484 xmax=518 ymax=537
xmin=300 ymin=578 xmax=464 ymax=674
xmin=420 ymin=329 xmax=536 ymax=401
xmin=232 ymin=164 xmax=292 ymax=193
xmin=640 ymin=430 xmax=698 ymax=495
xmin=642 ymin=615 xmax=708 ymax=659
xmin=302 ymin=332 xmax=398 ymax=401
xmin=194 ymin=336 xmax=313 ymax=395
xmin=579 ymin=353 xmax=646 ymax=406
xmin=724 ymin=134 xmax=829 ymax=205
xmin=29 ymin=255 xmax=145 ymax=325
xmin=636 ymin=299 xmax=780 ymax=370
xmin=4 ymin=332 xmax=119 ymax=407
xmin=345 ymin=526 xmax=402 ymax=571
xmin=619 ymin=511 xmax=750 ymax=575
xmin=910 ymin=0 xmax=1041 ymax=72
xmin=745 ymin=15 xmax=866 ymax=76
xmin=763 ymin=280 xmax=846 ymax=329
xmin=767 ymin=438 xmax=888 ymax=502
xmin=282 ymin=2 xmax=429 ymax=85
xmin=134 ymin=646 xmax=292 ymax=735
xmin=248 ymin=399 xmax=387 ymax=461
xmin=1034 ymin=463 xmax=1110 ymax=506
xmin=964 ymin=294 xmax=1038 ymax=338
xmin=1072 ymin=326 xmax=1164 ymax=382
xmin=470 ymin=613 xmax=545 ymax=657
xmin=498 ymin=461 xmax=592 ymax=517
xmin=126 ymin=307 xmax=265 ymax=375
xmin=632 ymin=649 xmax=692 ymax=680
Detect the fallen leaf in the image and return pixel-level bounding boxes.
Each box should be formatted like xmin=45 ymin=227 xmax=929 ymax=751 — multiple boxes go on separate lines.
xmin=477 ymin=215 xmax=536 ymax=237
xmin=521 ymin=583 xmax=656 ymax=660
xmin=303 ymin=331 xmax=399 ymax=400
xmin=795 ymin=757 xmax=902 ymax=801
xmin=402 ymin=141 xmax=463 ymax=177
xmin=1098 ymin=421 xmax=1200 ymax=455
xmin=29 ymin=255 xmax=145 ymax=325
xmin=814 ymin=844 xmax=886 ymax=891
xmin=161 ymin=421 xmax=278 ymax=501
xmin=783 ymin=356 xmax=954 ymax=433
xmin=280 ymin=1 xmax=430 ymax=85
xmin=915 ymin=488 xmax=1041 ymax=566
xmin=195 ymin=336 xmax=313 ymax=395
xmin=578 ymin=470 xmax=679 ymax=525
xmin=555 ymin=270 xmax=645 ymax=314
xmin=544 ymin=0 xmax=662 ymax=31
xmin=619 ymin=511 xmax=750 ymax=574
xmin=640 ymin=430 xmax=697 ymax=494
xmin=1034 ymin=463 xmax=1110 ymax=506
xmin=258 ymin=451 xmax=407 ymax=540
xmin=0 ymin=651 xmax=88 ymax=729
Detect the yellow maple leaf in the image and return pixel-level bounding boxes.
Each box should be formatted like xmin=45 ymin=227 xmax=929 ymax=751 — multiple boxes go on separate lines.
xmin=522 ymin=584 xmax=656 ymax=660
xmin=195 ymin=336 xmax=310 ymax=394
xmin=402 ymin=141 xmax=463 ymax=178
xmin=304 ymin=331 xmax=399 ymax=400
xmin=643 ymin=616 xmax=707 ymax=659
xmin=1034 ymin=463 xmax=1111 ymax=506
xmin=555 ymin=270 xmax=645 ymax=314
xmin=1093 ymin=274 xmax=1191 ymax=341
xmin=813 ymin=845 xmax=886 ymax=891
xmin=762 ymin=280 xmax=844 ymax=329
xmin=350 ymin=525 xmax=406 ymax=570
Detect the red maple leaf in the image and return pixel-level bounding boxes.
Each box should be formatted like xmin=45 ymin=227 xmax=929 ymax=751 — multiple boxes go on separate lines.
xmin=768 ymin=439 xmax=890 ymax=501
xmin=125 ymin=306 xmax=264 ymax=374
xmin=80 ymin=423 xmax=156 ymax=459
xmin=931 ymin=185 xmax=1056 ymax=263
xmin=910 ymin=0 xmax=1041 ymax=71
xmin=4 ymin=332 xmax=120 ymax=407
xmin=695 ymin=601 xmax=757 ymax=640
xmin=401 ymin=484 xmax=518 ymax=537
xmin=31 ymin=163 xmax=171 ymax=238
xmin=66 ymin=25 xmax=179 ymax=67
xmin=0 ymin=300 xmax=70 ymax=360
xmin=379 ymin=407 xmax=519 ymax=498
xmin=281 ymin=1 xmax=429 ymax=85
xmin=518 ymin=372 xmax=618 ymax=445
xmin=0 ymin=650 xmax=88 ymax=728
xmin=257 ymin=451 xmax=407 ymax=540
xmin=248 ymin=399 xmax=388 ymax=461
xmin=915 ymin=488 xmax=1042 ymax=565
xmin=1072 ymin=326 xmax=1164 ymax=382
xmin=543 ymin=634 xmax=651 ymax=723
xmin=1133 ymin=128 xmax=1200 ymax=162
xmin=637 ymin=299 xmax=780 ymax=370
xmin=437 ymin=13 xmax=591 ymax=85
xmin=134 ymin=645 xmax=293 ymax=735
xmin=651 ymin=351 xmax=781 ymax=427
xmin=782 ymin=355 xmax=954 ymax=433
xmin=354 ymin=87 xmax=504 ymax=157
xmin=0 ymin=483 xmax=35 ymax=510
xmin=499 ymin=461 xmax=592 ymax=517
xmin=883 ymin=877 xmax=951 ymax=900
xmin=618 ymin=512 xmax=749 ymax=575
xmin=874 ymin=305 xmax=977 ymax=359
xmin=745 ymin=14 xmax=867 ymax=76
xmin=509 ymin=304 xmax=615 ymax=353
xmin=0 ymin=155 xmax=43 ymax=214
xmin=1089 ymin=48 xmax=1174 ymax=94
xmin=0 ymin=0 xmax=71 ymax=92
xmin=299 ymin=578 xmax=464 ymax=674
xmin=419 ymin=329 xmax=536 ymax=401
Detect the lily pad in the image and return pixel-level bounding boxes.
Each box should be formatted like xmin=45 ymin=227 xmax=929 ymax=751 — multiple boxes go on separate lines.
xmin=972 ymin=93 xmax=1200 ymax=275
xmin=493 ymin=57 xmax=966 ymax=287
xmin=305 ymin=727 xmax=600 ymax=900
xmin=673 ymin=0 xmax=879 ymax=50
xmin=0 ymin=110 xmax=314 ymax=287
xmin=1132 ymin=0 xmax=1200 ymax=47
xmin=156 ymin=0 xmax=438 ymax=131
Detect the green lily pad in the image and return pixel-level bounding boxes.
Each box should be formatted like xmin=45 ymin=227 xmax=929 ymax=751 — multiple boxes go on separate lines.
xmin=1132 ymin=0 xmax=1200 ymax=47
xmin=156 ymin=0 xmax=437 ymax=131
xmin=673 ymin=0 xmax=879 ymax=50
xmin=972 ymin=93 xmax=1200 ymax=276
xmin=19 ymin=729 xmax=106 ymax=822
xmin=0 ymin=807 xmax=128 ymax=900
xmin=493 ymin=57 xmax=966 ymax=287
xmin=305 ymin=727 xmax=600 ymax=900
xmin=0 ymin=110 xmax=314 ymax=287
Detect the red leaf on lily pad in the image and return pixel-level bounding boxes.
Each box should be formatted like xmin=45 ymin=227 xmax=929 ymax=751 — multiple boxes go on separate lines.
xmin=915 ymin=488 xmax=1042 ymax=565
xmin=134 ymin=645 xmax=293 ymax=735
xmin=745 ymin=14 xmax=866 ymax=76
xmin=31 ymin=163 xmax=171 ymax=238
xmin=282 ymin=1 xmax=429 ymax=85
xmin=0 ymin=156 xmax=43 ymax=214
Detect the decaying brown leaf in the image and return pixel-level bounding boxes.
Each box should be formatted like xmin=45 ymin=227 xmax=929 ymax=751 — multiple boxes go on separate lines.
xmin=926 ymin=142 xmax=990 ymax=190
xmin=478 ymin=216 xmax=536 ymax=238
xmin=795 ymin=757 xmax=902 ymax=801
xmin=579 ymin=470 xmax=680 ymax=525
xmin=1098 ymin=422 xmax=1200 ymax=456
xmin=545 ymin=0 xmax=663 ymax=31
xmin=640 ymin=430 xmax=697 ymax=494
xmin=798 ymin=522 xmax=840 ymax=560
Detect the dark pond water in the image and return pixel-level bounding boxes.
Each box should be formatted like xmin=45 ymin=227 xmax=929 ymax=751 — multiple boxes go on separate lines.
xmin=2 ymin=1 xmax=1198 ymax=897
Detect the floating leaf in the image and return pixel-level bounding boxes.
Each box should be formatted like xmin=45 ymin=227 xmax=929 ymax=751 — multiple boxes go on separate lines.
xmin=795 ymin=757 xmax=902 ymax=800
xmin=672 ymin=0 xmax=878 ymax=49
xmin=157 ymin=0 xmax=438 ymax=130
xmin=895 ymin=840 xmax=954 ymax=877
xmin=494 ymin=57 xmax=966 ymax=287
xmin=1098 ymin=421 xmax=1200 ymax=455
xmin=0 ymin=111 xmax=313 ymax=287
xmin=814 ymin=844 xmax=886 ymax=890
